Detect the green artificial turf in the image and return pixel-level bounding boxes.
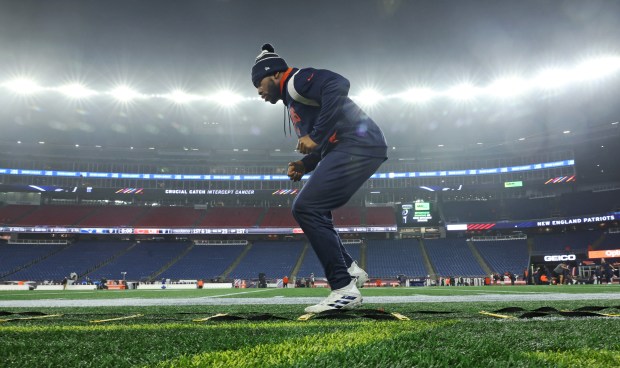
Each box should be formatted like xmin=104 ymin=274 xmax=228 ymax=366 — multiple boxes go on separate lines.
xmin=1 ymin=287 xmax=620 ymax=367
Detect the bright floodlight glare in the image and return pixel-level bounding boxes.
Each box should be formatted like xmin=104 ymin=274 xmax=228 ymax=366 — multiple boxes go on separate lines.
xmin=3 ymin=78 xmax=43 ymax=95
xmin=57 ymin=83 xmax=97 ymax=99
xmin=110 ymin=85 xmax=141 ymax=102
xmin=211 ymin=90 xmax=243 ymax=107
xmin=534 ymin=68 xmax=573 ymax=89
xmin=167 ymin=89 xmax=200 ymax=104
xmin=445 ymin=83 xmax=480 ymax=101
xmin=486 ymin=76 xmax=530 ymax=98
xmin=354 ymin=88 xmax=382 ymax=106
xmin=399 ymin=87 xmax=436 ymax=103
xmin=574 ymin=56 xmax=620 ymax=80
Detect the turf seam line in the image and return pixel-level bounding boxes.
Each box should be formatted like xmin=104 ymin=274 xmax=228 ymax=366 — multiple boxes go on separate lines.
xmin=90 ymin=314 xmax=144 ymax=323
xmin=479 ymin=311 xmax=517 ymax=319
xmin=0 ymin=314 xmax=63 ymax=322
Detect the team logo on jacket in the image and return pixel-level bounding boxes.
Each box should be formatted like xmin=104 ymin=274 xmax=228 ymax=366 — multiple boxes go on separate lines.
xmin=289 ymin=107 xmax=302 ymax=136
xmin=289 ymin=107 xmax=301 ymax=124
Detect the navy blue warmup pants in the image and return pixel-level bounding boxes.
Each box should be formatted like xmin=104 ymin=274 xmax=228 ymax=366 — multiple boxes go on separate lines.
xmin=292 ymin=151 xmax=386 ymax=290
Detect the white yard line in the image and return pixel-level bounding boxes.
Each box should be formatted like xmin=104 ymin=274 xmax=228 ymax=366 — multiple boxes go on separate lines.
xmin=209 ymin=289 xmax=273 ymax=298
xmin=1 ymin=292 xmax=620 ymax=308
xmin=417 ymin=289 xmax=548 ymax=294
xmin=0 ymin=291 xmax=98 ymax=297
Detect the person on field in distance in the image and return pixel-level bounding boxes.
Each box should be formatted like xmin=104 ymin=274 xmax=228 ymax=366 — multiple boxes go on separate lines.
xmin=553 ymin=262 xmax=570 ymax=285
xmin=251 ymin=43 xmax=388 ymax=313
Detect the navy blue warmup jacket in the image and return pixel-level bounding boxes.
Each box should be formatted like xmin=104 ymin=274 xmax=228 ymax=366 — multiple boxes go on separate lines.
xmin=280 ymin=67 xmax=388 ymax=172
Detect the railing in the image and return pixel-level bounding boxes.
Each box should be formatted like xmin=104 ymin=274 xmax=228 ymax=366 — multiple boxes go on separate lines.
xmin=342 ymin=239 xmax=363 ymax=244
xmin=8 ymin=239 xmax=70 ymax=245
xmin=194 ymin=239 xmax=249 ymax=246
xmin=469 ymin=234 xmax=527 ymax=242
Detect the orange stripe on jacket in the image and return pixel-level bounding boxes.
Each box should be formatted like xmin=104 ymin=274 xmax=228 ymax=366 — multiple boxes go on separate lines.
xmin=279 ymin=67 xmax=294 ymax=95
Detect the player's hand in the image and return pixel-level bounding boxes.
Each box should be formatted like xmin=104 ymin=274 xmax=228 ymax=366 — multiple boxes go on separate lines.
xmin=296 ymin=135 xmax=317 ymax=154
xmin=287 ymin=161 xmax=305 ymax=182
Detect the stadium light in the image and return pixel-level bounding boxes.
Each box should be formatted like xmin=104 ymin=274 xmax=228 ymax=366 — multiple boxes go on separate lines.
xmin=444 ymin=83 xmax=481 ymax=101
xmin=209 ymin=90 xmax=244 ymax=107
xmin=1 ymin=53 xmax=618 ymax=106
xmin=574 ymin=56 xmax=620 ymax=81
xmin=165 ymin=89 xmax=201 ymax=104
xmin=353 ymin=88 xmax=382 ymax=106
xmin=486 ymin=77 xmax=530 ymax=98
xmin=56 ymin=83 xmax=97 ymax=99
xmin=3 ymin=78 xmax=43 ymax=95
xmin=398 ymin=87 xmax=436 ymax=103
xmin=533 ymin=68 xmax=574 ymax=90
xmin=110 ymin=85 xmax=142 ymax=102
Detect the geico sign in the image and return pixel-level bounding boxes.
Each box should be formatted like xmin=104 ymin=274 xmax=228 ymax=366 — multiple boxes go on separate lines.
xmin=544 ymin=254 xmax=576 ymax=262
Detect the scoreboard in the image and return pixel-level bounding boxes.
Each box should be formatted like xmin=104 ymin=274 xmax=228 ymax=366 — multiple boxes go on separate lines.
xmin=400 ymin=201 xmax=433 ymax=224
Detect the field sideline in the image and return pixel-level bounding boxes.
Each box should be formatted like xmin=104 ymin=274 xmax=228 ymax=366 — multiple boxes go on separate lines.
xmin=1 ymin=286 xmax=620 ymax=367
xmin=2 ymin=284 xmax=620 ymax=300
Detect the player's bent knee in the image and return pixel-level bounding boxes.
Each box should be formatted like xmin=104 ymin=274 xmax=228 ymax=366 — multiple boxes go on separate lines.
xmin=291 ymin=196 xmax=316 ymax=221
xmin=291 ymin=198 xmax=305 ymax=219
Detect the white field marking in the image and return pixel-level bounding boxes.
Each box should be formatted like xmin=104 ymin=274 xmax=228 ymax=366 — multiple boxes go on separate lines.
xmin=0 ymin=289 xmax=271 ymax=298
xmin=3 ymin=292 xmax=620 ymax=308
xmin=208 ymin=289 xmax=273 ymax=298
xmin=481 ymin=291 xmax=551 ymax=294
xmin=0 ymin=289 xmax=266 ymax=298
xmin=125 ymin=289 xmax=204 ymax=293
xmin=0 ymin=291 xmax=98 ymax=297
xmin=415 ymin=289 xmax=546 ymax=294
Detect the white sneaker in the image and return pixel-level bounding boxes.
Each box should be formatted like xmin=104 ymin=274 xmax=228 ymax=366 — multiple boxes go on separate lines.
xmin=304 ymin=280 xmax=362 ymax=313
xmin=348 ymin=261 xmax=368 ymax=289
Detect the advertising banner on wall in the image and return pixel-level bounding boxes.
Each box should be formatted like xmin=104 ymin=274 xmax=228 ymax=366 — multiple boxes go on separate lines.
xmin=588 ymin=249 xmax=620 ymax=259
